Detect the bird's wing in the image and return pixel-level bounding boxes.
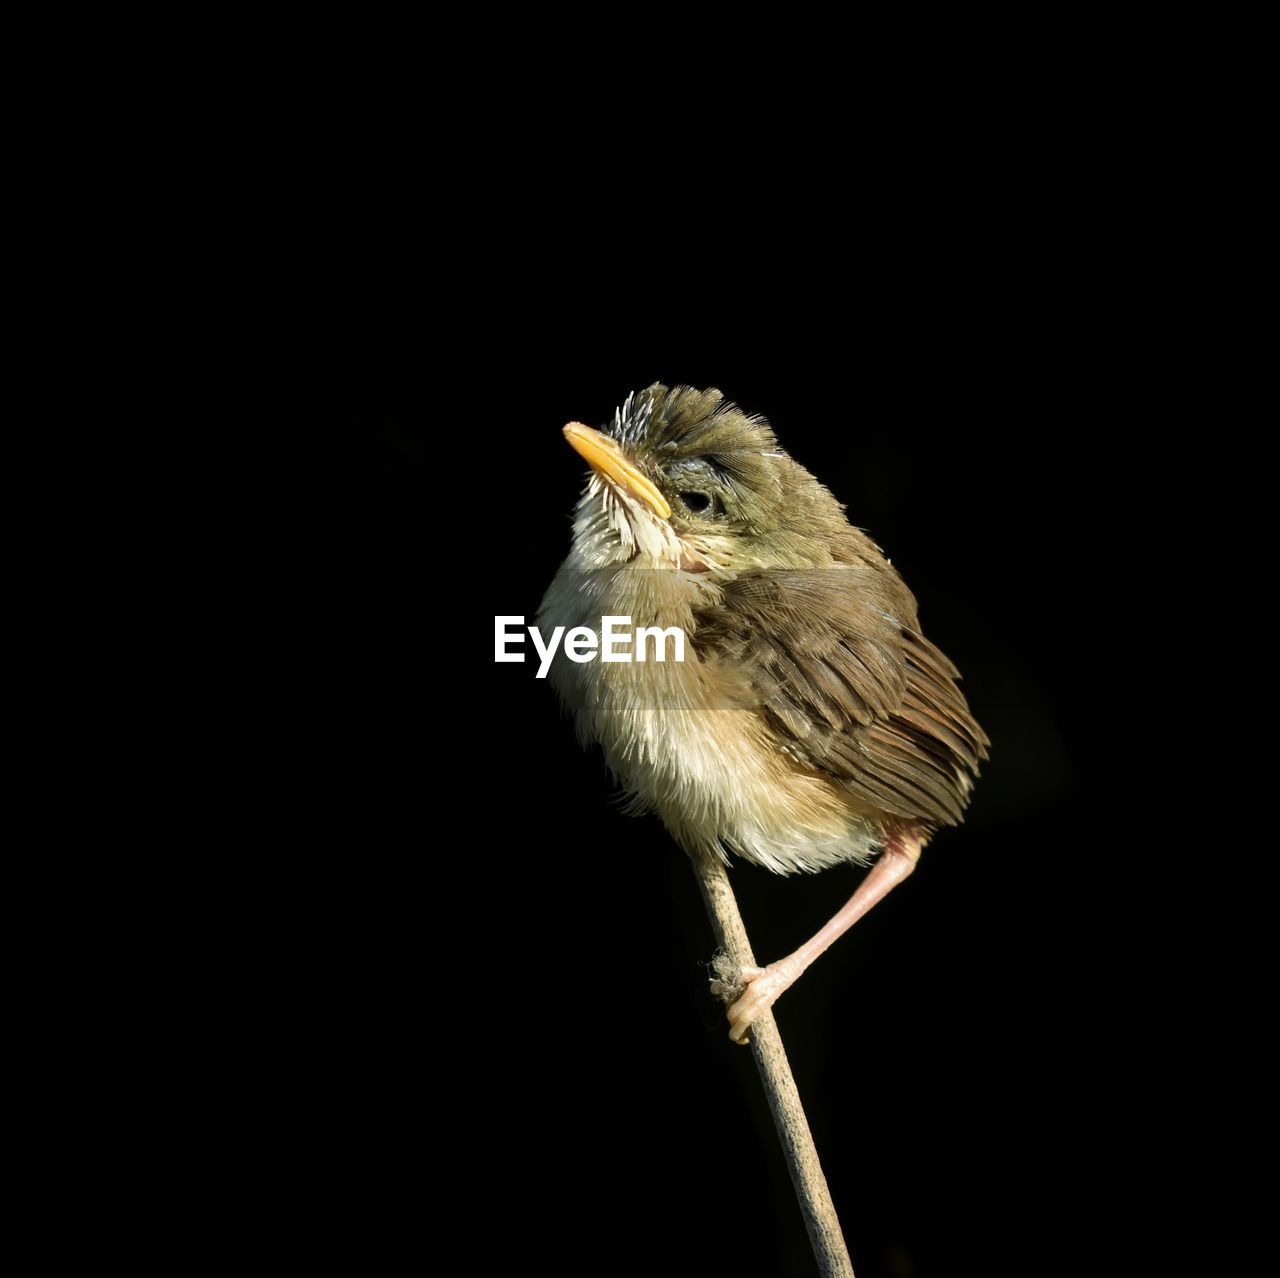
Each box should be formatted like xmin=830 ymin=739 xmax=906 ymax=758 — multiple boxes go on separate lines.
xmin=692 ymin=567 xmax=989 ymax=828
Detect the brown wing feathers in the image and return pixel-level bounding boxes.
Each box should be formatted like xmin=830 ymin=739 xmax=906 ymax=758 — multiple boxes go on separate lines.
xmin=693 ymin=569 xmax=989 ymax=832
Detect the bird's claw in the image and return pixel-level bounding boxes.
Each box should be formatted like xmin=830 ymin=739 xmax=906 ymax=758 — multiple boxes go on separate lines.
xmin=725 ymin=962 xmax=796 ymax=1045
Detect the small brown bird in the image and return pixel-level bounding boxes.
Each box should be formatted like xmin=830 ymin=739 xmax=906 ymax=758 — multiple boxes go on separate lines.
xmin=539 ymin=384 xmax=988 ymax=1042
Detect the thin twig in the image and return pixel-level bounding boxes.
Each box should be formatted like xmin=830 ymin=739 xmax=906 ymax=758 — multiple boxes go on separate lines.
xmin=692 ymin=852 xmax=855 ymax=1278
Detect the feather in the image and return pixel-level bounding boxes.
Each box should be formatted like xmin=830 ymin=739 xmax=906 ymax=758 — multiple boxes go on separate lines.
xmin=693 ymin=565 xmax=987 ymax=832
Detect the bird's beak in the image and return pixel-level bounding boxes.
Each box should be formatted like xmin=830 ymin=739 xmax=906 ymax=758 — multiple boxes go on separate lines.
xmin=563 ymin=422 xmax=671 ymax=519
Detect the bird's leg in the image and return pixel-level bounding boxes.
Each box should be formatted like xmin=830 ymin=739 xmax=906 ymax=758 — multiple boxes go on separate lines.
xmin=725 ymin=831 xmax=922 ymax=1044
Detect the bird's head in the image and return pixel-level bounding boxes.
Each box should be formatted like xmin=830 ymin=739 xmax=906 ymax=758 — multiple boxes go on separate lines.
xmin=562 ymin=383 xmax=846 ymax=571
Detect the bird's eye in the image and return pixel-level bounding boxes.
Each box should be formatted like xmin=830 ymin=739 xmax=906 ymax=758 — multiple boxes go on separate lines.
xmin=680 ymin=491 xmax=714 ymax=514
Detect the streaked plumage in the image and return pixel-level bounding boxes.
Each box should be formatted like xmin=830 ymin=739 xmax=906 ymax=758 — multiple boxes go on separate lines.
xmin=539 ymin=382 xmax=987 ymax=875
xmin=541 ymin=382 xmax=987 ymax=1041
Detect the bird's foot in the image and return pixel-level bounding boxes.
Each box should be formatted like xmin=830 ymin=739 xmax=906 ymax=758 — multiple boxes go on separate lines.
xmin=725 ymin=960 xmax=800 ymax=1046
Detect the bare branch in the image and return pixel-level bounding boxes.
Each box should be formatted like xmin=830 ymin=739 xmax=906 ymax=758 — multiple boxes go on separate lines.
xmin=692 ymin=853 xmax=855 ymax=1278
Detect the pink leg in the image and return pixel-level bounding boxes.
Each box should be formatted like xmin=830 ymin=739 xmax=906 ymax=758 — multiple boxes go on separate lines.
xmin=726 ymin=832 xmax=922 ymax=1044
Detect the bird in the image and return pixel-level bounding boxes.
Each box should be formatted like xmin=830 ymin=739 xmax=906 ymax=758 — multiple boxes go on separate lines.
xmin=538 ymin=383 xmax=988 ymax=1043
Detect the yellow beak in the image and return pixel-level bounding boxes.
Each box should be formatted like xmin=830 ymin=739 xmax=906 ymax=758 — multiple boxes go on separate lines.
xmin=562 ymin=422 xmax=671 ymax=520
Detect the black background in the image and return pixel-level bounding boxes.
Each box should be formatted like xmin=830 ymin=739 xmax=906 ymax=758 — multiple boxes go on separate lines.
xmin=294 ymin=295 xmax=1157 ymax=1277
